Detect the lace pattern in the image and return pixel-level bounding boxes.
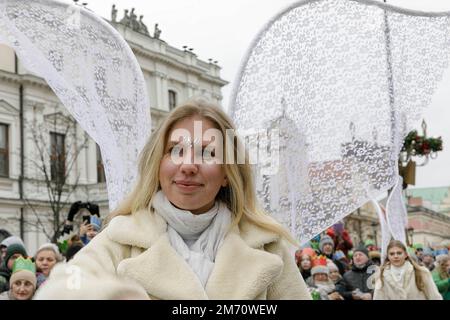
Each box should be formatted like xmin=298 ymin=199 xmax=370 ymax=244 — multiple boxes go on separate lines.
xmin=231 ymin=0 xmax=450 ymax=243
xmin=0 ymin=0 xmax=151 ymax=211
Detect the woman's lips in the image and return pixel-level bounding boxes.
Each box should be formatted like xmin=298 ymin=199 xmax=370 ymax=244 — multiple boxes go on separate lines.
xmin=173 ymin=180 xmax=203 ymax=192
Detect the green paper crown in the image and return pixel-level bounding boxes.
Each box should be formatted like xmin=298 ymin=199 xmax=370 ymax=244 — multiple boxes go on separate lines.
xmin=12 ymin=257 xmax=36 ymax=274
xmin=57 ymin=231 xmax=77 ymax=254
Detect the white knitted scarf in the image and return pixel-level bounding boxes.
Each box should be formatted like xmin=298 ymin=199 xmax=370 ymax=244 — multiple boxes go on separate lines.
xmin=152 ymin=191 xmax=232 ymax=287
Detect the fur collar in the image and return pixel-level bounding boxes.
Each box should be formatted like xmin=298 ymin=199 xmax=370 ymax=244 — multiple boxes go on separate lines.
xmin=106 ymin=208 xmax=280 ymax=249
xmin=106 ymin=208 xmax=284 ymax=299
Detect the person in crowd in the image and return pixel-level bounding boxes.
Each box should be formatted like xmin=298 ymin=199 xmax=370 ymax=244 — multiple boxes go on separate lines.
xmin=369 ymin=250 xmax=381 ymax=266
xmin=0 ymin=257 xmax=37 ymax=300
xmin=65 ymin=235 xmax=84 ymax=262
xmin=34 ymin=243 xmax=63 ymax=288
xmin=307 ymin=256 xmax=344 ymax=300
xmin=336 ymin=245 xmax=376 ymax=300
xmin=421 ymin=248 xmax=435 ymax=271
xmin=295 ymin=247 xmax=316 ymax=281
xmin=35 ymin=98 xmax=311 ymax=300
xmin=373 ymin=240 xmax=442 ymax=300
xmin=79 ymin=215 xmax=103 ymax=245
xmin=413 ymin=243 xmax=424 ymax=262
xmin=326 ymin=222 xmax=353 ymax=256
xmin=0 ymin=236 xmax=25 ymax=264
xmin=0 ymin=243 xmax=27 ymax=293
xmin=333 ymin=249 xmax=350 ymax=272
xmin=431 ymin=254 xmax=449 ymax=300
xmin=318 ymin=235 xmax=346 ymax=275
xmin=327 ymin=260 xmax=342 ymax=285
xmin=309 ymin=235 xmax=321 ymax=253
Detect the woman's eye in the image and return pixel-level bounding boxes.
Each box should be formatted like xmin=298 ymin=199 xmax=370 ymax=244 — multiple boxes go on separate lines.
xmin=169 ymin=145 xmax=183 ymax=155
xmin=203 ymin=147 xmax=216 ymax=159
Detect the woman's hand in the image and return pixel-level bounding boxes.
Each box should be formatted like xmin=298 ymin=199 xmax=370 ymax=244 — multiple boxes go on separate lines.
xmin=79 ymin=220 xmax=90 ymax=236
xmin=328 ymin=291 xmax=344 ymax=300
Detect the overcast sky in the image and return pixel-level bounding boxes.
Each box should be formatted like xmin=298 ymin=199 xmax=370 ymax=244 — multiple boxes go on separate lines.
xmin=62 ymin=0 xmax=450 ymax=189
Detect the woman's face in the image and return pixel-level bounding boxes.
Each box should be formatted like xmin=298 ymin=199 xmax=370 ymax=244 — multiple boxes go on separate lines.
xmin=388 ymin=246 xmax=407 ymax=267
xmin=35 ymin=250 xmax=57 ymax=276
xmin=159 ymin=116 xmax=228 ymax=214
xmin=11 ymin=279 xmax=34 ymax=300
xmin=313 ymin=273 xmax=328 ymax=283
xmin=329 ymin=269 xmax=340 ymax=282
xmin=300 ymin=255 xmax=312 ymax=270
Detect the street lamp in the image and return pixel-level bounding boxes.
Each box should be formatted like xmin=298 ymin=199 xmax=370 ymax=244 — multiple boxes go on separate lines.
xmin=407 ymin=227 xmax=414 ymax=246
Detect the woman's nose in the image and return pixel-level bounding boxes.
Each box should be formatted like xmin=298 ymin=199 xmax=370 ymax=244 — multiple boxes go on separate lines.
xmin=180 ymin=162 xmax=199 ymax=175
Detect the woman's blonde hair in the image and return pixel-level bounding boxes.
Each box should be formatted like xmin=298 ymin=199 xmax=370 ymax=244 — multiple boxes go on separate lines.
xmin=379 ymin=240 xmax=426 ymax=292
xmin=107 ymin=97 xmax=297 ymax=245
xmin=435 ymin=255 xmax=449 ymax=280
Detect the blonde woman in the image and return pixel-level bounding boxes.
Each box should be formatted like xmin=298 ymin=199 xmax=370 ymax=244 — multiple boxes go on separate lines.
xmin=373 ymin=240 xmax=442 ymax=300
xmin=35 ymin=98 xmax=310 ymax=300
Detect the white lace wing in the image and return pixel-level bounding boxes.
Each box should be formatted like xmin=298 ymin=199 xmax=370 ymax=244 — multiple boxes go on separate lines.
xmin=230 ymin=0 xmax=450 ymax=244
xmin=0 ymin=0 xmax=151 ymax=210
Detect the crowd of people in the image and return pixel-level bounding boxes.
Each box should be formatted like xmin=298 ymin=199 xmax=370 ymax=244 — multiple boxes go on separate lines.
xmin=295 ymin=223 xmax=450 ymax=300
xmin=0 ymin=202 xmax=102 ymax=300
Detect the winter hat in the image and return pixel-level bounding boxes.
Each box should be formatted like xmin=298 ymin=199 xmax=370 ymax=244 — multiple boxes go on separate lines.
xmin=89 ymin=215 xmax=102 ymax=231
xmin=353 ymin=245 xmax=369 ymax=259
xmin=9 ymin=257 xmax=37 ymax=289
xmin=422 ymin=248 xmax=434 ymax=257
xmin=327 ymin=261 xmax=339 ymax=272
xmin=35 ymin=243 xmax=63 ymax=262
xmin=0 ymin=236 xmax=25 ymax=249
xmin=311 ymin=256 xmax=329 ymax=275
xmin=4 ymin=243 xmax=27 ymax=267
xmin=369 ymin=250 xmax=381 ymax=260
xmin=319 ymin=235 xmax=334 ymax=252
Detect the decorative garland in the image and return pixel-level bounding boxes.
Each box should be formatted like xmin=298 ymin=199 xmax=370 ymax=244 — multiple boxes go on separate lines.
xmin=402 ymin=130 xmax=443 ymax=156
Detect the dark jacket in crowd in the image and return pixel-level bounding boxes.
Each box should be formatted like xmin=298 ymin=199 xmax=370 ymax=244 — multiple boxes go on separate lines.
xmin=0 ymin=264 xmax=10 ymax=293
xmin=336 ymin=262 xmax=376 ymax=300
xmin=301 ymin=269 xmax=311 ymax=281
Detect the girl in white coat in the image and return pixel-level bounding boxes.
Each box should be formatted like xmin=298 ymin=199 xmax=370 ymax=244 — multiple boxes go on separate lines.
xmin=35 ymin=98 xmax=311 ymax=300
xmin=373 ymin=240 xmax=442 ymax=300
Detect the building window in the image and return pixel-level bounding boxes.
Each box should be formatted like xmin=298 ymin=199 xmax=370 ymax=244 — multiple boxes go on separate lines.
xmin=168 ymin=90 xmax=177 ymax=110
xmin=0 ymin=124 xmax=9 ymax=177
xmin=96 ymin=144 xmax=106 ymax=183
xmin=50 ymin=132 xmax=65 ymax=182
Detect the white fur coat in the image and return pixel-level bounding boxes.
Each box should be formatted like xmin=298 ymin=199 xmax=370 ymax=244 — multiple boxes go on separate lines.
xmin=373 ymin=261 xmax=442 ymax=300
xmin=35 ymin=208 xmax=311 ymax=300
